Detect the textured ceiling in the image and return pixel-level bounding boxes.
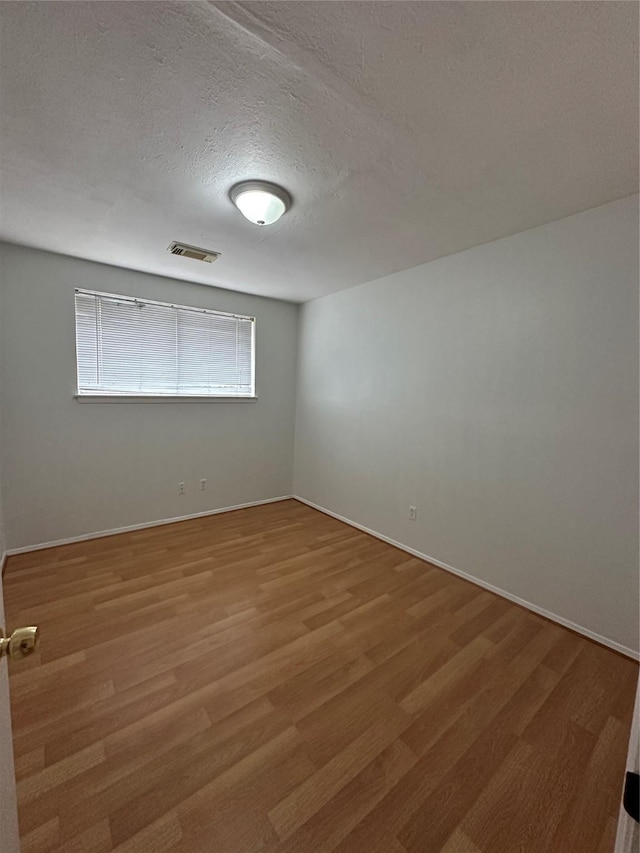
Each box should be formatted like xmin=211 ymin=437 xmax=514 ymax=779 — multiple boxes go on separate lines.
xmin=0 ymin=1 xmax=637 ymax=302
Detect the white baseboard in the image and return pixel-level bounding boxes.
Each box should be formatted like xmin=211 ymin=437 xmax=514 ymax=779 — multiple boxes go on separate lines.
xmin=293 ymin=495 xmax=639 ymax=661
xmin=4 ymin=495 xmax=293 ymax=557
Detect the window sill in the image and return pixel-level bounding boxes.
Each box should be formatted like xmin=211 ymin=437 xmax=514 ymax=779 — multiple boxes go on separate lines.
xmin=75 ymin=395 xmax=258 ymax=403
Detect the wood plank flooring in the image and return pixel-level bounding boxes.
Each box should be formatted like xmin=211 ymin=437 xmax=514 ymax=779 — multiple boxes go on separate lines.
xmin=3 ymin=499 xmax=638 ymax=852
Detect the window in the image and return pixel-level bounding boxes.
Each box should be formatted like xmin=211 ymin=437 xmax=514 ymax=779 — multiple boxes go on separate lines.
xmin=75 ymin=289 xmax=255 ymax=398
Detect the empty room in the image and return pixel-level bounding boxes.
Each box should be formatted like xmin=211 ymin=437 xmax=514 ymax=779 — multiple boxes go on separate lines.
xmin=0 ymin=2 xmax=638 ymax=852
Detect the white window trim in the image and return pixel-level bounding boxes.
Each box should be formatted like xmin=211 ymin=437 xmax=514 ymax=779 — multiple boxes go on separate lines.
xmin=74 ymin=288 xmax=256 ymax=401
xmin=74 ymin=395 xmax=258 ymax=403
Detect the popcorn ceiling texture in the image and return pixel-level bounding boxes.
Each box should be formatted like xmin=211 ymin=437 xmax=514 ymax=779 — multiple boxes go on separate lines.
xmin=0 ymin=0 xmax=637 ymax=302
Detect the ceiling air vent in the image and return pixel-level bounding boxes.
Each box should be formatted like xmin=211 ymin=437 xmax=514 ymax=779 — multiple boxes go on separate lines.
xmin=167 ymin=242 xmax=220 ymax=263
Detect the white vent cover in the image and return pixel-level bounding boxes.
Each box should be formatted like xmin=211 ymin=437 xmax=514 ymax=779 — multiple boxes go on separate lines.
xmin=167 ymin=242 xmax=220 ymax=263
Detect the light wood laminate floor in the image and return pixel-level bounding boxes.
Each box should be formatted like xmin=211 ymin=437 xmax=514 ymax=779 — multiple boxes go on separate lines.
xmin=4 ymin=499 xmax=638 ymax=852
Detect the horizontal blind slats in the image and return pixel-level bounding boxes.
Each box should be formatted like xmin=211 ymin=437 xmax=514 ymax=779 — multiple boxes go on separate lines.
xmin=75 ymin=291 xmax=255 ymax=397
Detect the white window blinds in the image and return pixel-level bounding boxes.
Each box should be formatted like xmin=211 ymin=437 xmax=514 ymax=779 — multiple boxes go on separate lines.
xmin=75 ymin=289 xmax=255 ymax=398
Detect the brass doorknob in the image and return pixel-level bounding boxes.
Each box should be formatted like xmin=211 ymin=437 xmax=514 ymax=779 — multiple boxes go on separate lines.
xmin=0 ymin=626 xmax=39 ymax=660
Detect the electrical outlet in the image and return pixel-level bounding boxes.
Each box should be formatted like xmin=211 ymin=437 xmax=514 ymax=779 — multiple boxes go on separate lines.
xmin=200 ymin=478 xmax=207 ymax=491
xmin=178 ymin=482 xmax=185 ymax=495
xmin=409 ymin=505 xmax=417 ymax=521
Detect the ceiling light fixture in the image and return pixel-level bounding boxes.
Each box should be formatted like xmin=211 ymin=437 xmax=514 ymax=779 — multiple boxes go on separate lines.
xmin=229 ymin=180 xmax=292 ymax=226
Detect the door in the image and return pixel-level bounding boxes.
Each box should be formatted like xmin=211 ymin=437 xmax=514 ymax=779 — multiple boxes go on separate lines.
xmin=0 ymin=574 xmax=20 ymax=853
xmin=615 ymin=678 xmax=640 ymax=852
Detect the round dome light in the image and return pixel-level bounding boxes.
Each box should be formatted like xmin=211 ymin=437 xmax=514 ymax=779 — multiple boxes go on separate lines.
xmin=229 ymin=180 xmax=292 ymax=226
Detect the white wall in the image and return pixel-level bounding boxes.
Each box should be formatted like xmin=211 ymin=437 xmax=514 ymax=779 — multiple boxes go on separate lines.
xmin=294 ymin=195 xmax=639 ymax=655
xmin=0 ymin=243 xmax=298 ymax=550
